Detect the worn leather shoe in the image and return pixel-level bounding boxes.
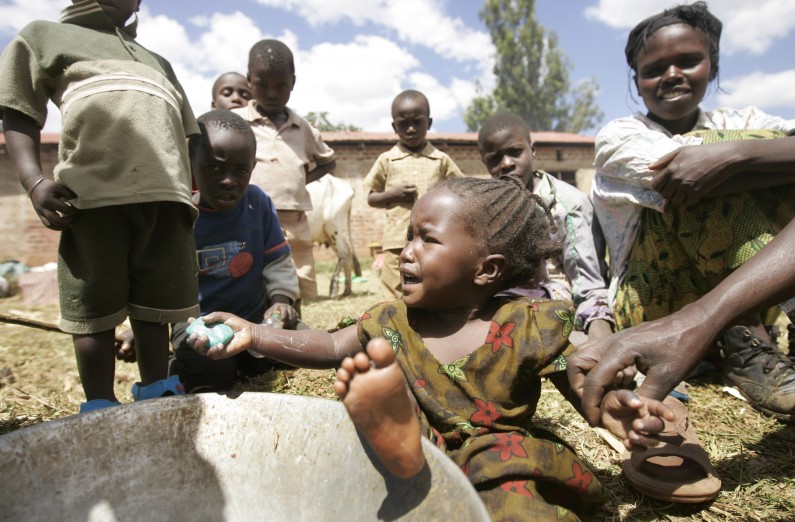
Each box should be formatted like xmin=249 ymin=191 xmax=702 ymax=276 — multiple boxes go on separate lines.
xmin=720 ymin=326 xmax=795 ymax=422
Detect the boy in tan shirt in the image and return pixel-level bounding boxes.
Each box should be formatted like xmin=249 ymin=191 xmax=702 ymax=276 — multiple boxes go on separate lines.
xmin=364 ymin=90 xmax=464 ymax=299
xmin=233 ymin=39 xmax=336 ymax=305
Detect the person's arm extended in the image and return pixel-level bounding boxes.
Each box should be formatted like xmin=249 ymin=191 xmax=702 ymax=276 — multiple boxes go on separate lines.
xmin=305 ymin=159 xmax=336 ymax=184
xmin=569 ymin=217 xmax=795 ymax=425
xmin=192 ymin=311 xmax=364 ymax=369
xmin=651 ymin=136 xmax=795 ymax=207
xmin=4 ymin=108 xmax=77 ymax=229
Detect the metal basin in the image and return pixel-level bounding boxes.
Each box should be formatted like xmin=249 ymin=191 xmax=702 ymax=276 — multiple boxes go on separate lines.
xmin=0 ymin=392 xmax=488 ymax=521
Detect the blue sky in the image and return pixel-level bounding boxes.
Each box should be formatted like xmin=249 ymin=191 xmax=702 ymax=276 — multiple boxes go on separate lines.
xmin=2 ymin=0 xmax=794 ymax=134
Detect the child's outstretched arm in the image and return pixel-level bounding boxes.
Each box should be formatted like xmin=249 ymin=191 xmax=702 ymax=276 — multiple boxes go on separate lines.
xmin=4 ymin=108 xmax=77 ymax=230
xmin=189 ymin=311 xmax=363 ymax=369
xmin=600 ymin=389 xmax=675 ymax=449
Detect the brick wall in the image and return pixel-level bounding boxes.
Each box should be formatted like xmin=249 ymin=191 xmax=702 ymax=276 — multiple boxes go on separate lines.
xmin=0 ymin=132 xmax=595 ymax=266
xmin=0 ymin=135 xmax=61 ymax=266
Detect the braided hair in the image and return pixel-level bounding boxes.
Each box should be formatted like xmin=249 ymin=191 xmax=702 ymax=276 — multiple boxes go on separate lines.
xmin=625 ymin=1 xmax=722 ymax=82
xmin=249 ymin=39 xmax=295 ymax=74
xmin=435 ymin=176 xmax=561 ymax=290
xmin=189 ymin=109 xmax=256 ymax=159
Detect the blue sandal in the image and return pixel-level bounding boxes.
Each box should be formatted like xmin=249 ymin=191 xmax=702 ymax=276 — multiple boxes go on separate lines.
xmin=132 ymin=375 xmax=185 ymax=401
xmin=79 ymin=399 xmax=121 ymax=413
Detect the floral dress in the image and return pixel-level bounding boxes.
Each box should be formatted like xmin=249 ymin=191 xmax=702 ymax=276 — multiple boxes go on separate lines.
xmin=357 ymin=297 xmax=606 ymax=522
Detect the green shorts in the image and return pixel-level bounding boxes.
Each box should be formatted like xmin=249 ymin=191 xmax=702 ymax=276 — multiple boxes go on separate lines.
xmin=58 ymin=202 xmax=200 ymax=334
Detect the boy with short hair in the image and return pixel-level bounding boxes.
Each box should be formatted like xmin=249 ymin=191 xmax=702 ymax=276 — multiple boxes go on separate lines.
xmin=211 ymin=72 xmax=251 ymax=111
xmin=171 ymin=109 xmax=300 ymax=392
xmin=233 ymin=39 xmax=336 ymax=306
xmin=364 ymin=90 xmax=464 ymax=299
xmin=0 ymin=0 xmax=199 ymax=411
xmin=478 ymin=113 xmax=615 ymax=342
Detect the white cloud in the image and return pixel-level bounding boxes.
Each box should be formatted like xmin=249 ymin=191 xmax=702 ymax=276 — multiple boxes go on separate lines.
xmin=137 ymin=8 xmax=479 ymax=131
xmin=290 ymin=36 xmax=419 ymax=131
xmin=583 ymin=0 xmax=680 ymax=30
xmin=716 ymin=70 xmax=795 ymax=112
xmin=0 ymin=0 xmax=65 ymax=35
xmin=254 ymin=0 xmax=493 ymax=69
xmin=584 ymin=0 xmax=795 ymax=55
xmin=719 ymin=2 xmax=795 ymax=55
xmin=2 ymin=2 xmax=485 ymax=132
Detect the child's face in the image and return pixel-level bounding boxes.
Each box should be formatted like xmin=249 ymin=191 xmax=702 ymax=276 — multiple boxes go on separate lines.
xmin=192 ymin=126 xmax=256 ymax=212
xmin=212 ymin=74 xmax=252 ymax=110
xmin=96 ymin=0 xmax=140 ymax=28
xmin=391 ymin=98 xmax=432 ymax=151
xmin=399 ymin=188 xmax=483 ymax=310
xmin=479 ymin=127 xmax=536 ymax=189
xmin=634 ymin=23 xmax=711 ymax=127
xmin=248 ymin=61 xmax=295 ymax=119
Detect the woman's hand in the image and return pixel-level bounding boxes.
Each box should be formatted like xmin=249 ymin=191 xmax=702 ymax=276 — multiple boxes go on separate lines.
xmin=650 ymin=142 xmax=739 ymax=207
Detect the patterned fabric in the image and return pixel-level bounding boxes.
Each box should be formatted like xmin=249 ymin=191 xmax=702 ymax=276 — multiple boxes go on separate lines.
xmin=593 ymin=107 xmax=795 ymax=306
xmin=358 ymin=298 xmax=606 ymax=521
xmin=614 ymin=129 xmax=795 ymax=329
xmin=363 ymin=142 xmax=464 ymax=249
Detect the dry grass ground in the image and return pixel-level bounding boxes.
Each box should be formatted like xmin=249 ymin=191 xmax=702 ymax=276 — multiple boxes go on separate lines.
xmin=1 ymin=258 xmax=793 ymax=521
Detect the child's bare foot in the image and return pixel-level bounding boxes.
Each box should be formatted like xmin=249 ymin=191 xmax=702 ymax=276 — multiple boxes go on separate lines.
xmin=334 ymin=337 xmax=425 ymax=478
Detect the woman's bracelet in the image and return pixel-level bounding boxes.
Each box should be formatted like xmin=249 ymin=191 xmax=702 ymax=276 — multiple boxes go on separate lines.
xmin=26 ymin=177 xmax=46 ymax=198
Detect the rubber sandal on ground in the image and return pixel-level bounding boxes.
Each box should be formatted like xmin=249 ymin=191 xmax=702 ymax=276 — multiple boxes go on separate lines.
xmin=79 ymin=399 xmax=121 ymax=413
xmin=669 ymin=382 xmax=690 ymax=403
xmin=621 ymin=396 xmax=721 ymax=503
xmin=132 ymin=374 xmax=185 ymax=401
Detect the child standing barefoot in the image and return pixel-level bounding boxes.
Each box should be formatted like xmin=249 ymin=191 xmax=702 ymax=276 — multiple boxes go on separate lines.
xmin=191 ymin=177 xmax=669 ymax=520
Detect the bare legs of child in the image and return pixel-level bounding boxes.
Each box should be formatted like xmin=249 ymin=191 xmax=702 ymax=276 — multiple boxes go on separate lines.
xmin=73 ymin=329 xmax=118 ymax=402
xmin=130 ymin=319 xmax=170 ymax=385
xmin=333 ymin=338 xmax=426 ymax=479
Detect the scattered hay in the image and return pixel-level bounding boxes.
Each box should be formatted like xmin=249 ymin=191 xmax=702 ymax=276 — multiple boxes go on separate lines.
xmin=1 ymin=260 xmax=793 ymax=520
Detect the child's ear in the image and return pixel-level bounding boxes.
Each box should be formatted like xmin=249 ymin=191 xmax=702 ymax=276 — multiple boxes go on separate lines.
xmin=391 ymin=121 xmax=398 ymax=134
xmin=427 ymin=117 xmax=433 ymax=130
xmin=474 ymin=254 xmax=506 ymax=286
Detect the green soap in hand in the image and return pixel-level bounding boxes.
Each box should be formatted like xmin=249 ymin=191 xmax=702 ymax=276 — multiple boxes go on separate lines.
xmin=187 ymin=318 xmax=234 ymax=347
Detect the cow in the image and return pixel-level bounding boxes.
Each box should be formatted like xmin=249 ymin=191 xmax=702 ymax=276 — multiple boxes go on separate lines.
xmin=306 ymin=175 xmax=362 ymax=297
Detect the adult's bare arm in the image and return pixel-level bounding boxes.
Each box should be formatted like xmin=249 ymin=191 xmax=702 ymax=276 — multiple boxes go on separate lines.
xmin=651 ymin=136 xmax=795 ymax=207
xmin=570 ymin=217 xmax=795 ymax=425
